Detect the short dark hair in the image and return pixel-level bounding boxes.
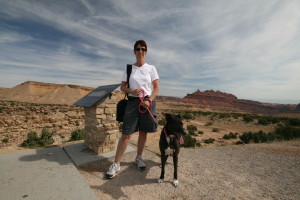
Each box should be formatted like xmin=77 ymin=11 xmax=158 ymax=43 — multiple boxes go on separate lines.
xmin=134 ymin=40 xmax=147 ymax=51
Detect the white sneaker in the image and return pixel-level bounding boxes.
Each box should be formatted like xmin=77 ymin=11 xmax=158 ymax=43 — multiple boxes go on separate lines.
xmin=105 ymin=162 xmax=120 ymax=179
xmin=135 ymin=156 xmax=146 ymax=170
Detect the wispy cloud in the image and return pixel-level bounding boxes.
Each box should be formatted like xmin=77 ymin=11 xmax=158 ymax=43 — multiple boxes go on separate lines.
xmin=0 ymin=0 xmax=299 ymax=103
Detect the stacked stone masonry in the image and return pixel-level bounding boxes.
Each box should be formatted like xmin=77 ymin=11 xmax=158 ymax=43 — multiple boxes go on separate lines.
xmin=84 ymin=92 xmax=119 ymax=155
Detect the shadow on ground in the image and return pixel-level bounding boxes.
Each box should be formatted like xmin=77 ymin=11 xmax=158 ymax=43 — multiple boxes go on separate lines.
xmin=81 ymin=158 xmax=160 ymax=199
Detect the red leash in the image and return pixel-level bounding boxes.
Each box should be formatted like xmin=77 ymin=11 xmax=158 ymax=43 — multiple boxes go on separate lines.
xmin=137 ymin=89 xmax=158 ymax=124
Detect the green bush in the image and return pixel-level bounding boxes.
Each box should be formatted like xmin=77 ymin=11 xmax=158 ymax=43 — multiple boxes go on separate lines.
xmin=231 ymin=113 xmax=240 ymax=119
xmin=21 ymin=131 xmax=39 ymax=147
xmin=187 ymin=125 xmax=197 ymax=131
xmin=218 ymin=113 xmax=231 ymax=119
xmin=258 ymin=118 xmax=269 ymax=125
xmin=238 ymin=125 xmax=300 ymax=144
xmin=198 ymin=130 xmax=204 ymax=135
xmin=253 ymin=130 xmax=269 ymax=143
xmin=182 ymin=113 xmax=193 ymax=120
xmin=239 ymin=132 xmax=254 ymax=144
xmin=39 ymin=129 xmax=55 ymax=146
xmin=243 ymin=115 xmax=254 ymax=123
xmin=274 ymin=124 xmax=300 ymax=140
xmin=181 ymin=134 xmax=201 ymax=147
xmin=1 ymin=138 xmax=9 ymax=143
xmin=21 ymin=129 xmax=55 ymax=148
xmin=223 ymin=132 xmax=238 ymax=139
xmin=70 ymin=129 xmax=84 ymax=141
xmin=204 ymin=138 xmax=215 ymax=144
xmin=289 ymin=118 xmax=300 ymax=126
xmin=188 ymin=130 xmax=198 ymax=136
xmin=212 ymin=128 xmax=220 ymax=132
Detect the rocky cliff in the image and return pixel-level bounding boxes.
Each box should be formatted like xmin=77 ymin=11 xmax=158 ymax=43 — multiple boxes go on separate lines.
xmin=0 ymin=81 xmax=94 ymax=105
xmin=182 ymin=89 xmax=297 ymax=114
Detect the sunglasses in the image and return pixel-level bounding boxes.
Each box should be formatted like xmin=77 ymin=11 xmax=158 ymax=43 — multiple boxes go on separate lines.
xmin=135 ymin=47 xmax=147 ymax=52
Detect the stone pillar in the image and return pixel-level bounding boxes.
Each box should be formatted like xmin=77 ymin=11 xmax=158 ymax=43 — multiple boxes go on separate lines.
xmin=84 ymin=91 xmax=118 ymax=154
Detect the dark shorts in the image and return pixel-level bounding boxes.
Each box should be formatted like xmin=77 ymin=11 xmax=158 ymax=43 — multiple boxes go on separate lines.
xmin=122 ymin=97 xmax=158 ymax=135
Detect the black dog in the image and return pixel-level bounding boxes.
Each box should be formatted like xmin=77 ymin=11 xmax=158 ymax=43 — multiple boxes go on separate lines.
xmin=158 ymin=114 xmax=187 ymax=187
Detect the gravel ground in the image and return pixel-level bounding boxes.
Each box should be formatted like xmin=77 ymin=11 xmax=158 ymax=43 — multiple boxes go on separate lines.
xmin=79 ymin=141 xmax=300 ymax=200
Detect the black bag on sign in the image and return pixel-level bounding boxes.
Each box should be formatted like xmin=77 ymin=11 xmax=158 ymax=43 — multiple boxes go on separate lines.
xmin=116 ymin=64 xmax=132 ymax=122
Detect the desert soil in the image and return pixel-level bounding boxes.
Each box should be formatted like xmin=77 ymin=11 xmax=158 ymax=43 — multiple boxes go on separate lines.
xmin=79 ymin=140 xmax=300 ymax=200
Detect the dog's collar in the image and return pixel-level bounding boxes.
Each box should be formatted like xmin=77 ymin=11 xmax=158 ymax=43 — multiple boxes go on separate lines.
xmin=163 ymin=127 xmax=169 ymax=137
xmin=163 ymin=127 xmax=184 ymax=144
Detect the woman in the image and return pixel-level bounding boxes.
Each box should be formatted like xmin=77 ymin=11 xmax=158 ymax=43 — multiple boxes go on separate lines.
xmin=106 ymin=40 xmax=159 ymax=179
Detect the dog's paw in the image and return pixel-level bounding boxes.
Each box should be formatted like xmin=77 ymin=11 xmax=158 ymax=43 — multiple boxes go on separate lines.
xmin=173 ymin=179 xmax=179 ymax=187
xmin=157 ymin=179 xmax=164 ymax=183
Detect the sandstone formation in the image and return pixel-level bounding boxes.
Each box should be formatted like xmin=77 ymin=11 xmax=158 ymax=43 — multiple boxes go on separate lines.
xmin=182 ymin=89 xmax=297 ymax=114
xmin=0 ymin=81 xmax=94 ymax=105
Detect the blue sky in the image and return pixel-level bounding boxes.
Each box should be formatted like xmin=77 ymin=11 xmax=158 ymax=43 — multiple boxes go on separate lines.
xmin=0 ymin=0 xmax=299 ymax=104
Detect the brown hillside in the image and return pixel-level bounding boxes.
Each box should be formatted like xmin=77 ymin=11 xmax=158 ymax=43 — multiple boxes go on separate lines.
xmin=0 ymin=81 xmax=95 ymax=105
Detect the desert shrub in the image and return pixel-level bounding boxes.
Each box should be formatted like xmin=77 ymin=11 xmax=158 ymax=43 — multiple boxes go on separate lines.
xmin=204 ymin=138 xmax=215 ymax=144
xmin=239 ymin=130 xmax=273 ymax=144
xmin=21 ymin=129 xmax=55 ymax=148
xmin=21 ymin=131 xmax=39 ymax=147
xmin=39 ymin=128 xmax=55 ymax=146
xmin=258 ymin=118 xmax=269 ymax=125
xmin=239 ymin=132 xmax=253 ymax=144
xmin=253 ymin=130 xmax=269 ymax=143
xmin=182 ymin=113 xmax=193 ymax=120
xmin=158 ymin=119 xmax=167 ymax=126
xmin=223 ymin=132 xmax=238 ymax=139
xmin=70 ymin=129 xmax=84 ymax=141
xmin=181 ymin=134 xmax=201 ymax=147
xmin=205 ymin=121 xmax=213 ymax=126
xmin=212 ymin=128 xmax=220 ymax=132
xmin=288 ymin=118 xmax=300 ymax=126
xmin=1 ymin=138 xmax=9 ymax=143
xmin=257 ymin=116 xmax=281 ymax=125
xmin=198 ymin=130 xmax=204 ymax=135
xmin=187 ymin=125 xmax=197 ymax=131
xmin=239 ymin=123 xmax=300 ymax=144
xmin=243 ymin=115 xmax=254 ymax=123
xmin=231 ymin=113 xmax=240 ymax=119
xmin=188 ymin=130 xmax=198 ymax=136
xmin=218 ymin=113 xmax=231 ymax=119
xmin=274 ymin=124 xmax=300 ymax=140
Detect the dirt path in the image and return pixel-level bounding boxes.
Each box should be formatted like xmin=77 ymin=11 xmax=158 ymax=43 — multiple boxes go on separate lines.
xmin=79 ymin=141 xmax=300 ymax=200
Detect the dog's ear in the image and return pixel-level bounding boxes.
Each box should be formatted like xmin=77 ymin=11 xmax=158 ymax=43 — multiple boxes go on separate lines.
xmin=165 ymin=113 xmax=172 ymax=121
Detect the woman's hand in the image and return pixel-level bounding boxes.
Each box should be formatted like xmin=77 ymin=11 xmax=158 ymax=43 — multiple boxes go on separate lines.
xmin=141 ymin=100 xmax=150 ymax=108
xmin=141 ymin=98 xmax=152 ymax=109
xmin=132 ymin=89 xmax=142 ymax=96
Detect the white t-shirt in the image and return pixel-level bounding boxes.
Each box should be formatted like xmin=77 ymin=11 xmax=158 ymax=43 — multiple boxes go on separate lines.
xmin=121 ymin=63 xmax=159 ymax=97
